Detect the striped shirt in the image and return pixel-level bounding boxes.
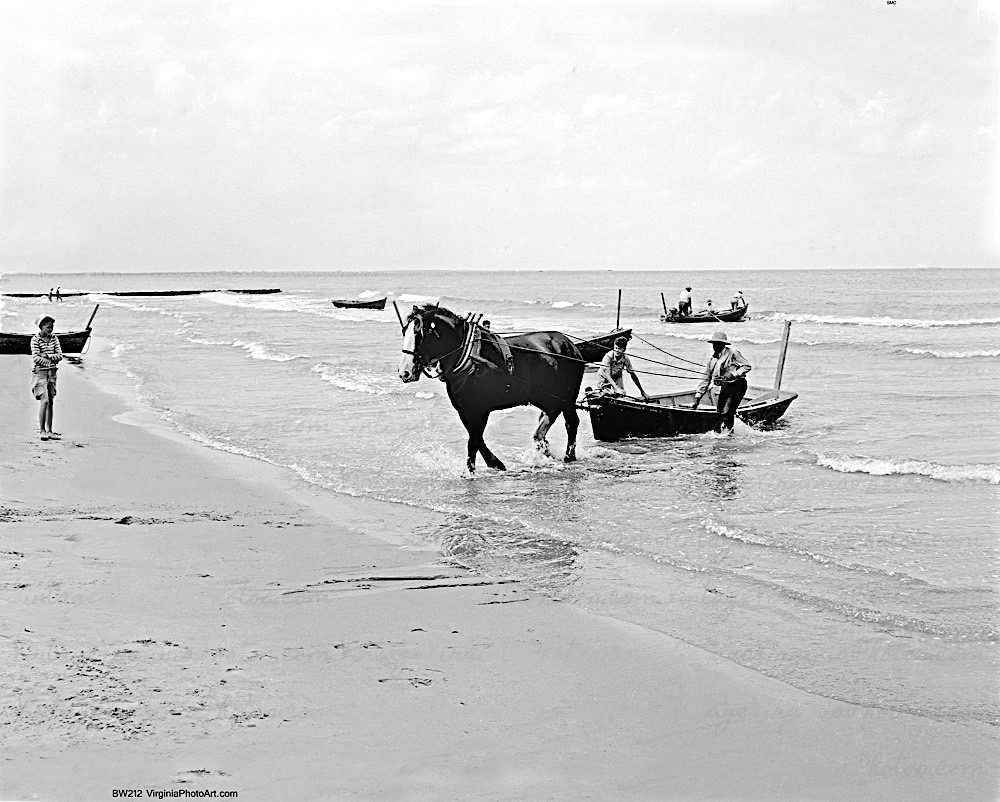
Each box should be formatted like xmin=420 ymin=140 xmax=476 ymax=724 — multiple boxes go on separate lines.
xmin=31 ymin=333 xmax=63 ymax=375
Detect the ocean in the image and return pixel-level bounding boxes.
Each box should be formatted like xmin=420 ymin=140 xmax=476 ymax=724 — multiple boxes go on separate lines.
xmin=2 ymin=267 xmax=997 ymax=728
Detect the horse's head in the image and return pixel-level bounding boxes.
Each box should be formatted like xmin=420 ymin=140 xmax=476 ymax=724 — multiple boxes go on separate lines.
xmin=398 ymin=304 xmax=465 ymax=382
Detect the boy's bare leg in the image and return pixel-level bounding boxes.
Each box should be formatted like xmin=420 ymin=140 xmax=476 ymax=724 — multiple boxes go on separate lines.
xmin=46 ymin=397 xmax=59 ymax=436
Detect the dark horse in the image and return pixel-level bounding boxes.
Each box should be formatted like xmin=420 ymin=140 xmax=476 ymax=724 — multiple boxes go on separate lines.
xmin=398 ymin=304 xmax=585 ymax=472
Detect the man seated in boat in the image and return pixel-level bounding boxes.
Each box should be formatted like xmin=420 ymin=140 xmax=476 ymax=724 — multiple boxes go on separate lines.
xmin=595 ymin=337 xmax=649 ymax=400
xmin=690 ymin=331 xmax=751 ymax=434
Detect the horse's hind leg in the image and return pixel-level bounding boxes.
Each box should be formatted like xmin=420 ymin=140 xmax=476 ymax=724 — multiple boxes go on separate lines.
xmin=533 ymin=409 xmax=558 ymax=457
xmin=563 ymin=405 xmax=580 ymax=463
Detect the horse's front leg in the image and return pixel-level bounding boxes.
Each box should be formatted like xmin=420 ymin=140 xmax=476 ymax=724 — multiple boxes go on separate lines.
xmin=460 ymin=411 xmax=505 ymax=473
xmin=563 ymin=405 xmax=580 ymax=463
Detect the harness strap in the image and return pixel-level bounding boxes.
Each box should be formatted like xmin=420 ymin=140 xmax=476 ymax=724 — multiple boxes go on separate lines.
xmin=445 ymin=317 xmax=480 ymax=378
xmin=493 ymin=333 xmax=514 ymax=373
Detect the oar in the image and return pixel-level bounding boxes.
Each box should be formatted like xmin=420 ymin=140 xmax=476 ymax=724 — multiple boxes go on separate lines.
xmin=392 ymin=301 xmax=405 ymax=332
xmin=85 ymin=304 xmax=100 ymax=330
xmin=615 ymin=289 xmax=622 ymax=330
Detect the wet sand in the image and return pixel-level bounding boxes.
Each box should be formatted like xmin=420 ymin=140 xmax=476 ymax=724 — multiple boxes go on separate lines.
xmin=1 ymin=365 xmax=996 ymax=801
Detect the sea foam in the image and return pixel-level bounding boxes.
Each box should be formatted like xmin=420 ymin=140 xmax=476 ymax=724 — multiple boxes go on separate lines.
xmin=902 ymin=348 xmax=1000 ymax=359
xmin=816 ymin=454 xmax=1000 ymax=485
xmin=757 ymin=312 xmax=1000 ymax=329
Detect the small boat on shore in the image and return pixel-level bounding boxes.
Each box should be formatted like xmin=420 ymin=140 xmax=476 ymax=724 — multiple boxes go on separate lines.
xmin=660 ymin=305 xmax=749 ymax=324
xmin=332 ymin=297 xmax=388 ymax=310
xmin=582 ymin=386 xmax=797 ymax=441
xmin=0 ymin=305 xmax=100 ymax=356
xmin=575 ymin=328 xmax=632 ymax=363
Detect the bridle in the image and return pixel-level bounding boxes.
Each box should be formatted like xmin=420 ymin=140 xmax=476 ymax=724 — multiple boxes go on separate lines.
xmin=402 ymin=308 xmax=475 ymax=380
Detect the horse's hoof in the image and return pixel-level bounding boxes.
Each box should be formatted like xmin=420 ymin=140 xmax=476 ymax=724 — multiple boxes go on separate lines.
xmin=491 ymin=461 xmax=507 ymax=471
xmin=467 ymin=463 xmax=476 ymax=474
xmin=563 ymin=454 xmax=577 ymax=463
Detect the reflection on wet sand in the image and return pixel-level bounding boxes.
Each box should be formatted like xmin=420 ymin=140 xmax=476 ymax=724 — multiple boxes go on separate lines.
xmin=431 ymin=511 xmax=581 ymax=594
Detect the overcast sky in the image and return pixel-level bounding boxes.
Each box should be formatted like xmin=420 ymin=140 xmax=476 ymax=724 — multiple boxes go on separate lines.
xmin=1 ymin=0 xmax=996 ymax=273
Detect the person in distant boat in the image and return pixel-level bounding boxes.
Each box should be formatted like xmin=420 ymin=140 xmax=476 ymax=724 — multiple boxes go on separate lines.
xmin=690 ymin=331 xmax=751 ymax=434
xmin=730 ymin=290 xmax=745 ymax=310
xmin=705 ymin=299 xmax=714 ymax=316
xmin=677 ymin=287 xmax=692 ymax=317
xmin=31 ymin=315 xmax=64 ymax=441
xmin=595 ymin=336 xmax=648 ymax=400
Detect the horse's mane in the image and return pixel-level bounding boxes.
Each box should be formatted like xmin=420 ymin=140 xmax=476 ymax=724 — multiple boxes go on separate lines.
xmin=412 ymin=303 xmax=463 ymax=326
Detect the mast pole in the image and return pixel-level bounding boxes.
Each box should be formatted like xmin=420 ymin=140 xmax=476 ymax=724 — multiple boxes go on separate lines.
xmin=773 ymin=320 xmax=792 ymax=395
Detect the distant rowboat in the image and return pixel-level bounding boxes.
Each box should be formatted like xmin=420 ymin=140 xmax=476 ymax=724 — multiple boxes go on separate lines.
xmin=660 ymin=305 xmax=749 ymax=324
xmin=1 ymin=289 xmax=282 ymax=298
xmin=332 ymin=297 xmax=388 ymax=310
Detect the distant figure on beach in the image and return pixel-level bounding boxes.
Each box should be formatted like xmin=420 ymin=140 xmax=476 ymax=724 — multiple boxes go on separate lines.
xmin=730 ymin=290 xmax=745 ymax=311
xmin=31 ymin=315 xmax=64 ymax=441
xmin=55 ymin=287 xmax=62 ymax=302
xmin=690 ymin=330 xmax=751 ymax=434
xmin=677 ymin=287 xmax=692 ymax=317
xmin=47 ymin=288 xmax=54 ymax=302
xmin=595 ymin=336 xmax=648 ymax=400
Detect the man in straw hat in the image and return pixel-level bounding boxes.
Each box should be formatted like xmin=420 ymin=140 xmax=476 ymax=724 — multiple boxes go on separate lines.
xmin=690 ymin=330 xmax=752 ymax=434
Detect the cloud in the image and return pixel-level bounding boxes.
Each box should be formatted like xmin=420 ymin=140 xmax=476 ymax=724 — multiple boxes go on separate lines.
xmin=581 ymin=93 xmax=644 ymax=120
xmin=449 ymin=64 xmax=568 ymax=108
xmin=379 ymin=66 xmax=438 ymax=97
xmin=543 ymin=175 xmax=597 ymax=193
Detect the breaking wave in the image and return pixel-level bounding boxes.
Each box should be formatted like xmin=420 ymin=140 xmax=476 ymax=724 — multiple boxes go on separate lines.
xmin=310 ymin=362 xmax=398 ymax=395
xmin=183 ymin=335 xmax=306 ymax=362
xmin=902 ymin=348 xmax=1000 ymax=359
xmin=816 ymin=454 xmax=1000 ymax=485
xmin=757 ymin=312 xmax=1000 ymax=329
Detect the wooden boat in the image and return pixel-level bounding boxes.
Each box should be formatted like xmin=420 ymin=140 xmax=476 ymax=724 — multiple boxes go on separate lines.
xmin=576 ymin=328 xmax=632 ymax=363
xmin=1 ymin=289 xmax=281 ymax=298
xmin=332 ymin=297 xmax=388 ymax=310
xmin=583 ymin=319 xmax=797 ymax=440
xmin=660 ymin=305 xmax=748 ymax=324
xmin=583 ymin=386 xmax=797 ymax=441
xmin=0 ymin=305 xmax=100 ymax=356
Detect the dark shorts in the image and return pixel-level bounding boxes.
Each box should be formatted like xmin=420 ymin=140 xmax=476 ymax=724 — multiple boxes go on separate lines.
xmin=32 ymin=370 xmax=57 ymax=401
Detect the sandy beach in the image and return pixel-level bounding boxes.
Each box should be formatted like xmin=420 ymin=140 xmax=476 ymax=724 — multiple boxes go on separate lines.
xmin=1 ymin=363 xmax=996 ymax=801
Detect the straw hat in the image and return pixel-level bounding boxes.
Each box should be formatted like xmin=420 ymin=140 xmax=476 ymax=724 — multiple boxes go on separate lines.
xmin=707 ymin=330 xmax=729 ymax=344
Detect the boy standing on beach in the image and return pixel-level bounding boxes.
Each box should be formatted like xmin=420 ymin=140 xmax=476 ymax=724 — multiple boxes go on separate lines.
xmin=31 ymin=315 xmax=63 ymax=441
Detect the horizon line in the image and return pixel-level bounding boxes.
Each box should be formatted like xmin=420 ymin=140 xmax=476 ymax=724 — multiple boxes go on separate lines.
xmin=1 ymin=264 xmax=996 ymax=277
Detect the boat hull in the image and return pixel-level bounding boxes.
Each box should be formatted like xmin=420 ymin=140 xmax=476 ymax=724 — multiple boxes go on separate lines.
xmin=332 ymin=298 xmax=387 ymax=310
xmin=0 ymin=330 xmax=92 ymax=356
xmin=584 ymin=386 xmax=797 ymax=441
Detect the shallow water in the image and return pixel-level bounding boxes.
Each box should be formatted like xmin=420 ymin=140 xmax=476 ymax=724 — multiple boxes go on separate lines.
xmin=2 ymin=267 xmax=997 ymax=726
